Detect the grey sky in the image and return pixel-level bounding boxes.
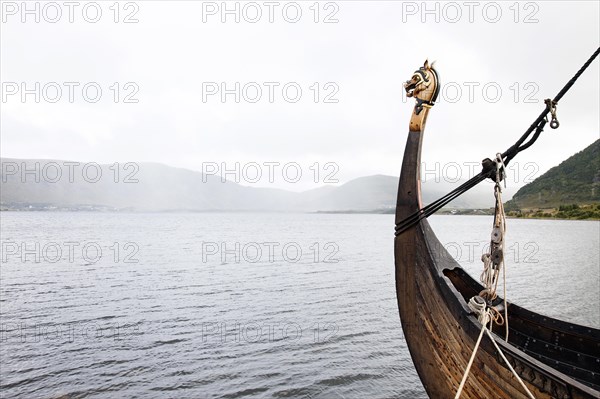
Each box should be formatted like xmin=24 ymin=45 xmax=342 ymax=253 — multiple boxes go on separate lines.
xmin=1 ymin=0 xmax=599 ymax=194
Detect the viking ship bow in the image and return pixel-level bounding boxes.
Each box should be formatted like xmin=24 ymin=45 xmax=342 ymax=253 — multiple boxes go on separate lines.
xmin=394 ymin=61 xmax=600 ymax=399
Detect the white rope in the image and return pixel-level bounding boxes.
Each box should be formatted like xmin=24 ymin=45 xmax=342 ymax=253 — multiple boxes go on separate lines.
xmin=454 ymin=311 xmax=489 ymax=399
xmin=493 ymin=154 xmax=510 ymax=342
xmin=468 ymin=296 xmax=487 ymax=324
xmin=502 ymin=250 xmax=509 ymax=342
xmin=484 ymin=327 xmax=536 ymax=399
xmin=479 ymin=253 xmax=496 ymax=296
xmin=454 ymin=308 xmax=537 ymax=399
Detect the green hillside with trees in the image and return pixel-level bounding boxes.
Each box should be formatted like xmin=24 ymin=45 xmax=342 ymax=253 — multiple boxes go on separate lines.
xmin=505 ymin=139 xmax=600 ymax=219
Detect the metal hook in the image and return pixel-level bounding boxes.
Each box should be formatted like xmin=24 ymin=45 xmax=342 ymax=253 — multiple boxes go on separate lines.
xmin=544 ymin=98 xmax=560 ymax=129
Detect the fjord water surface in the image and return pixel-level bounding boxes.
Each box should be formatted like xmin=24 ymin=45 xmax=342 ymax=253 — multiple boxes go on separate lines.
xmin=1 ymin=213 xmax=598 ymax=398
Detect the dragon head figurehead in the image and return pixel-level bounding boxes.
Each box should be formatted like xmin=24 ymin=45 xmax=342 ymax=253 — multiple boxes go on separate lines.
xmin=404 ymin=60 xmax=440 ymax=116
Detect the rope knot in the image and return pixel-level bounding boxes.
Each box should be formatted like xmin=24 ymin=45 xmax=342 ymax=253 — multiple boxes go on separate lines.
xmin=468 ymin=295 xmax=488 ymax=324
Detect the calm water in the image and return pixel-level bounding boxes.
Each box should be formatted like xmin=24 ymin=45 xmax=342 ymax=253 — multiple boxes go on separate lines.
xmin=1 ymin=213 xmax=598 ymax=399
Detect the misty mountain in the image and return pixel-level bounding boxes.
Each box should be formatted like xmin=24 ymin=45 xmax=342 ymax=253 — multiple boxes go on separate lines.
xmin=0 ymin=159 xmax=497 ymax=212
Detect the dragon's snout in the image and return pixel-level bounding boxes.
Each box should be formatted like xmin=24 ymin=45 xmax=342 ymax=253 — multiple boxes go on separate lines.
xmin=404 ymin=72 xmax=426 ymax=98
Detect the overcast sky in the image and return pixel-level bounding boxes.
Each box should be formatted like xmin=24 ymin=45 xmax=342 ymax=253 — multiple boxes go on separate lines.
xmin=1 ymin=1 xmax=599 ymax=193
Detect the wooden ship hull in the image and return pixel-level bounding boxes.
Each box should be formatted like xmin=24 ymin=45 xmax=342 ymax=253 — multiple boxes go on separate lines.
xmin=394 ymin=63 xmax=600 ymax=399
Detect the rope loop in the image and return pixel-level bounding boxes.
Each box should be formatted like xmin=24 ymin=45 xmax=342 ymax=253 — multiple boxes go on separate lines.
xmin=488 ymin=306 xmax=505 ymax=326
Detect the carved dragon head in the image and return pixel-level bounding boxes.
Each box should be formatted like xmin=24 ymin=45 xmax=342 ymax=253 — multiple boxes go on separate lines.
xmin=404 ymin=60 xmax=440 ymax=114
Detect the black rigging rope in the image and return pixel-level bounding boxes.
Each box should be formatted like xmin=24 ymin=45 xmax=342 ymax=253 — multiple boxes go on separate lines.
xmin=395 ymin=47 xmax=600 ymax=237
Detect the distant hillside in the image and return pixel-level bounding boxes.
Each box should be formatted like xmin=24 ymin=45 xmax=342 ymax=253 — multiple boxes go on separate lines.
xmin=1 ymin=158 xmax=496 ymax=212
xmin=506 ymin=139 xmax=600 ymax=209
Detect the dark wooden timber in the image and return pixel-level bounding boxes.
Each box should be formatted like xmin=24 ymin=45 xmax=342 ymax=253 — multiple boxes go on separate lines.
xmin=394 ymin=104 xmax=600 ymax=398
